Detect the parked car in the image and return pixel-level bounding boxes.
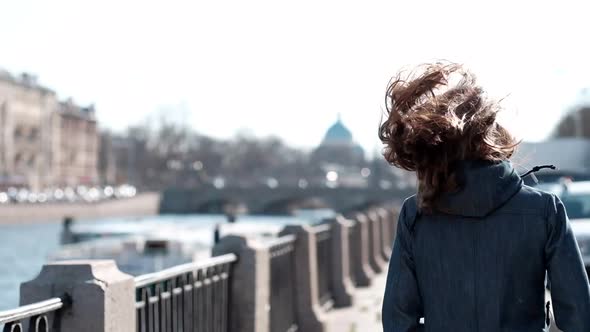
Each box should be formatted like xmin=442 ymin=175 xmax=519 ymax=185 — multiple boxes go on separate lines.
xmin=535 ymin=180 xmax=590 ymax=277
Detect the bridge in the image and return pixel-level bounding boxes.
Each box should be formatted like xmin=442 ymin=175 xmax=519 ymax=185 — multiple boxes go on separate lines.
xmin=159 ymin=185 xmax=414 ymax=214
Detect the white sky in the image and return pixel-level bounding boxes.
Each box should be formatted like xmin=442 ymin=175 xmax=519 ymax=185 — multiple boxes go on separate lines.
xmin=1 ymin=0 xmax=590 ymax=153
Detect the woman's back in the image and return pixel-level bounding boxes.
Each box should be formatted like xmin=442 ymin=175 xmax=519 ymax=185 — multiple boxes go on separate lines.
xmin=378 ymin=63 xmax=590 ymax=331
xmin=385 ymin=160 xmax=590 ymax=331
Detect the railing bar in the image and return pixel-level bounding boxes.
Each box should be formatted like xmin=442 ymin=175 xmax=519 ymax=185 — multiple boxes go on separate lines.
xmin=312 ymin=224 xmax=332 ymax=233
xmin=135 ymin=300 xmax=146 ymax=309
xmin=135 ymin=254 xmax=237 ymax=287
xmin=266 ymin=234 xmax=296 ymax=249
xmin=0 ymin=298 xmax=63 ymax=323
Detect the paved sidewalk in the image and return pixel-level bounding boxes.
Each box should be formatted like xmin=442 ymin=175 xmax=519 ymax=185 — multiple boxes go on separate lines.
xmin=326 ymin=273 xmax=387 ymax=332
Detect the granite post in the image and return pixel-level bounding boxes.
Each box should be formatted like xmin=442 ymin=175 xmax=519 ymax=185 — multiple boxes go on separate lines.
xmin=348 ymin=212 xmax=375 ymax=286
xmin=328 ymin=215 xmax=355 ymax=307
xmin=212 ymin=235 xmax=271 ymax=332
xmin=366 ymin=209 xmax=387 ymax=273
xmin=20 ymin=260 xmax=136 ymax=332
xmin=280 ymin=224 xmax=327 ymax=332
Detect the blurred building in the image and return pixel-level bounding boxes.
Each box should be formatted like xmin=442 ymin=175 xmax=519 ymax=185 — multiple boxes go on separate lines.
xmin=55 ymin=99 xmax=99 ymax=187
xmin=105 ymin=135 xmax=136 ymax=185
xmin=553 ymin=106 xmax=590 ymax=138
xmin=553 ymin=89 xmax=590 ymax=138
xmin=0 ymin=70 xmax=98 ymax=190
xmin=504 ymin=91 xmax=590 ymax=180
xmin=98 ymin=132 xmax=117 ymax=185
xmin=515 ymin=139 xmax=590 ymax=173
xmin=311 ymin=115 xmax=365 ymax=167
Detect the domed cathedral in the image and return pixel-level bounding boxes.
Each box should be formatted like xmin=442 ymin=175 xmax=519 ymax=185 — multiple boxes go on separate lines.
xmin=311 ymin=114 xmax=366 ymax=167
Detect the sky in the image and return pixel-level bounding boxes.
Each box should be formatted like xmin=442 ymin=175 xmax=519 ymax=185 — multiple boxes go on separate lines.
xmin=1 ymin=0 xmax=590 ymax=153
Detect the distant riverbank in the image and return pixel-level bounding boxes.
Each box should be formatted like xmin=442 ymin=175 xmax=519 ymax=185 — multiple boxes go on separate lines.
xmin=0 ymin=192 xmax=160 ymax=224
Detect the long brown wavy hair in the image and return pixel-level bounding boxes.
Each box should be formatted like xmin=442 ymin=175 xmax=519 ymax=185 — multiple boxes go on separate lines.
xmin=378 ymin=62 xmax=519 ymax=212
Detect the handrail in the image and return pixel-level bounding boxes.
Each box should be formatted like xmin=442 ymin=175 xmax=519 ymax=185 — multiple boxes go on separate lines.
xmin=312 ymin=223 xmax=331 ymax=234
xmin=266 ymin=234 xmax=296 ymax=249
xmin=0 ymin=298 xmax=63 ymax=324
xmin=134 ymin=253 xmax=237 ymax=288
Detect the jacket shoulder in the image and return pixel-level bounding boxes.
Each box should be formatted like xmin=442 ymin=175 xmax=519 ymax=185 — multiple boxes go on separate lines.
xmin=400 ymin=195 xmax=419 ymax=230
xmin=501 ymin=184 xmax=554 ymax=216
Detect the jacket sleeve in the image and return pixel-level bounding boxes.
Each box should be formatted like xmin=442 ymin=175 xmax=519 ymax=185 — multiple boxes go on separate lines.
xmin=382 ymin=199 xmax=424 ymax=332
xmin=545 ymin=194 xmax=590 ymax=331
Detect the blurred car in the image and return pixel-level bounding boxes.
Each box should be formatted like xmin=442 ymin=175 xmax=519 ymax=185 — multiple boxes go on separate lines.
xmin=525 ymin=171 xmax=590 ymax=186
xmin=536 ymin=180 xmax=590 ymax=277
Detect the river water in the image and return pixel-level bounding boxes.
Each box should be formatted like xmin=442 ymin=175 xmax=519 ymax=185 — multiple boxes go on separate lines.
xmin=0 ymin=210 xmax=334 ymax=311
xmin=0 ymin=222 xmax=62 ymax=310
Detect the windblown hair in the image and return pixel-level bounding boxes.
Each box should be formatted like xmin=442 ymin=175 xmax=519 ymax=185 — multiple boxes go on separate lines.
xmin=379 ymin=62 xmax=518 ymax=212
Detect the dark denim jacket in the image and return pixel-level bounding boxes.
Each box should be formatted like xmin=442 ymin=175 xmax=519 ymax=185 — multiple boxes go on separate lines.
xmin=382 ymin=160 xmax=590 ymax=332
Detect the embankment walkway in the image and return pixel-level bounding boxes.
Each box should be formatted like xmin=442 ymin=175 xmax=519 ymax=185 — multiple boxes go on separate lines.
xmin=327 ymin=272 xmax=386 ymax=332
xmin=326 ymin=273 xmax=565 ymax=332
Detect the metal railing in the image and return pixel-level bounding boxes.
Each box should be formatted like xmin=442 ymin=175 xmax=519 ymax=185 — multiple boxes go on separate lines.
xmin=268 ymin=235 xmax=298 ymax=332
xmin=134 ymin=253 xmax=237 ymax=332
xmin=0 ymin=297 xmax=68 ymax=332
xmin=314 ymin=224 xmax=334 ymax=310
